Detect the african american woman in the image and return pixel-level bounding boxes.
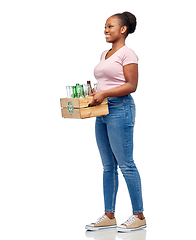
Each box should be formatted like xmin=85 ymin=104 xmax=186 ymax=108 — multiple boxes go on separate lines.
xmin=85 ymin=11 xmax=146 ymax=232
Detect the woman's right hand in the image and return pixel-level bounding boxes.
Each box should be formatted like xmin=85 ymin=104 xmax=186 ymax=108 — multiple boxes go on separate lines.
xmin=89 ymin=91 xmax=106 ymax=106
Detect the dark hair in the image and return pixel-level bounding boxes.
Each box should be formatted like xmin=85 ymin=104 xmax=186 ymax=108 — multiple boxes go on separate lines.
xmin=113 ymin=11 xmax=137 ymax=36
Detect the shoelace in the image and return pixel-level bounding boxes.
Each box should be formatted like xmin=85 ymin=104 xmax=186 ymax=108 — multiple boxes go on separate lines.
xmin=123 ymin=215 xmax=138 ymax=226
xmin=95 ymin=215 xmax=107 ymax=224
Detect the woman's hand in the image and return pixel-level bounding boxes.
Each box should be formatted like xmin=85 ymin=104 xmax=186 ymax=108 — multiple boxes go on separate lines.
xmin=89 ymin=91 xmax=106 ymax=105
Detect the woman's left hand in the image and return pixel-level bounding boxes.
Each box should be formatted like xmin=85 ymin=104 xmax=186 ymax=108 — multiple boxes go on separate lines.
xmin=90 ymin=91 xmax=106 ymax=105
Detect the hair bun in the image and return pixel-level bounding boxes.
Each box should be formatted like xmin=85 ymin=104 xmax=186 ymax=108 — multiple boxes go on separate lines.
xmin=122 ymin=11 xmax=137 ymax=34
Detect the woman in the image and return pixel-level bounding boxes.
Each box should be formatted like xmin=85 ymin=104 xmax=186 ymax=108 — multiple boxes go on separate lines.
xmin=85 ymin=11 xmax=146 ymax=232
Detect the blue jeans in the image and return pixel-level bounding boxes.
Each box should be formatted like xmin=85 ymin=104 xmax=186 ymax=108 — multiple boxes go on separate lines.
xmin=95 ymin=95 xmax=144 ymax=214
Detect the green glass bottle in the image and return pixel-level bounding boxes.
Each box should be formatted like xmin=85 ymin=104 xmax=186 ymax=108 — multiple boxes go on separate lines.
xmin=76 ymin=84 xmax=81 ymax=98
xmin=80 ymin=85 xmax=85 ymax=98
xmin=72 ymin=86 xmax=76 ymax=98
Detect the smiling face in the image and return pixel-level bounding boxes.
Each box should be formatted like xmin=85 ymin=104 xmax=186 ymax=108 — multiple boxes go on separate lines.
xmin=104 ymin=16 xmax=127 ymax=43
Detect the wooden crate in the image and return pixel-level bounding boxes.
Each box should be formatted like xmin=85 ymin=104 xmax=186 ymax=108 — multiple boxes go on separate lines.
xmin=60 ymin=96 xmax=109 ymax=119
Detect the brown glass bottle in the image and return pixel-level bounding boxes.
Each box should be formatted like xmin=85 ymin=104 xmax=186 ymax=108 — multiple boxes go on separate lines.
xmin=87 ymin=81 xmax=93 ymax=94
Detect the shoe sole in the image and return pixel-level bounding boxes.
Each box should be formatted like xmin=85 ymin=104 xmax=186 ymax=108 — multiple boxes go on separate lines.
xmin=117 ymin=224 xmax=147 ymax=232
xmin=85 ymin=225 xmax=117 ymax=231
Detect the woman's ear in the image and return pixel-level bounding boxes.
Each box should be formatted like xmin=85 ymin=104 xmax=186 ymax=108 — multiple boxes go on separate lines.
xmin=121 ymin=25 xmax=128 ymax=34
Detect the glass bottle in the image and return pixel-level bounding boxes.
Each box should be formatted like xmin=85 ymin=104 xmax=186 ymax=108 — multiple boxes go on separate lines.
xmin=87 ymin=81 xmax=93 ymax=94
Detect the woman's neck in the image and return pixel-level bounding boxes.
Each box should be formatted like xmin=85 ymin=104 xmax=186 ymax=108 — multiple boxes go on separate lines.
xmin=111 ymin=40 xmax=125 ymax=52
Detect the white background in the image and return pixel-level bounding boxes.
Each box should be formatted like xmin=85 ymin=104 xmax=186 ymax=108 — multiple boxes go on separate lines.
xmin=0 ymin=0 xmax=196 ymax=239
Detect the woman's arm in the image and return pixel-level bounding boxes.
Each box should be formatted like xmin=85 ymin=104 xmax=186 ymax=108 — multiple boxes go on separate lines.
xmin=90 ymin=63 xmax=138 ymax=105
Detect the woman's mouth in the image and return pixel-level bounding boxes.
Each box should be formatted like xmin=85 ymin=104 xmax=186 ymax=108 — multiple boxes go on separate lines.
xmin=105 ymin=34 xmax=110 ymax=38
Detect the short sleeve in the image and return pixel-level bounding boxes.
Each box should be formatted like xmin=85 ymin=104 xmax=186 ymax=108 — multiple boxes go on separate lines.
xmin=122 ymin=48 xmax=138 ymax=66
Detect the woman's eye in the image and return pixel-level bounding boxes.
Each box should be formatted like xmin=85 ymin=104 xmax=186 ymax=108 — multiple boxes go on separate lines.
xmin=105 ymin=25 xmax=113 ymax=29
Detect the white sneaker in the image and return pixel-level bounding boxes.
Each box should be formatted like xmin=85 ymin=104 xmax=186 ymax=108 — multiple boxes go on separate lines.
xmin=117 ymin=215 xmax=147 ymax=232
xmin=85 ymin=214 xmax=117 ymax=231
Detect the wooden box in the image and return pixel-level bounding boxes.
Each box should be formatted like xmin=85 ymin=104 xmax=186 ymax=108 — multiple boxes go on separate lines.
xmin=60 ymin=96 xmax=109 ymax=119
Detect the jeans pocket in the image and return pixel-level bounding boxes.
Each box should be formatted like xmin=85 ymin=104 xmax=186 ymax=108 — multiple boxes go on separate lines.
xmin=130 ymin=105 xmax=136 ymax=125
xmin=107 ymin=99 xmax=124 ymax=105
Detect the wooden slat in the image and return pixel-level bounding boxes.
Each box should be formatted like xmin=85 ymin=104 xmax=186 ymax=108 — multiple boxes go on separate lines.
xmin=80 ymin=105 xmax=109 ymax=119
xmin=60 ymin=97 xmax=108 ymax=108
xmin=61 ymin=105 xmax=109 ymax=119
xmin=60 ymin=98 xmax=80 ymax=108
xmin=61 ymin=108 xmax=81 ymax=118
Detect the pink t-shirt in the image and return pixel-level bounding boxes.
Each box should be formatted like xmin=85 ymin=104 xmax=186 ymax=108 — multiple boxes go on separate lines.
xmin=94 ymin=45 xmax=138 ymax=91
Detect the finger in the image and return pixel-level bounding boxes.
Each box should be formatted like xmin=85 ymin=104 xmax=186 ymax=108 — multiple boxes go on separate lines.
xmin=90 ymin=99 xmax=96 ymax=106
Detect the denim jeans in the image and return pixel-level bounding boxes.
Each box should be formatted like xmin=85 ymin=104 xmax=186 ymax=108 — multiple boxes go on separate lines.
xmin=95 ymin=95 xmax=144 ymax=214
